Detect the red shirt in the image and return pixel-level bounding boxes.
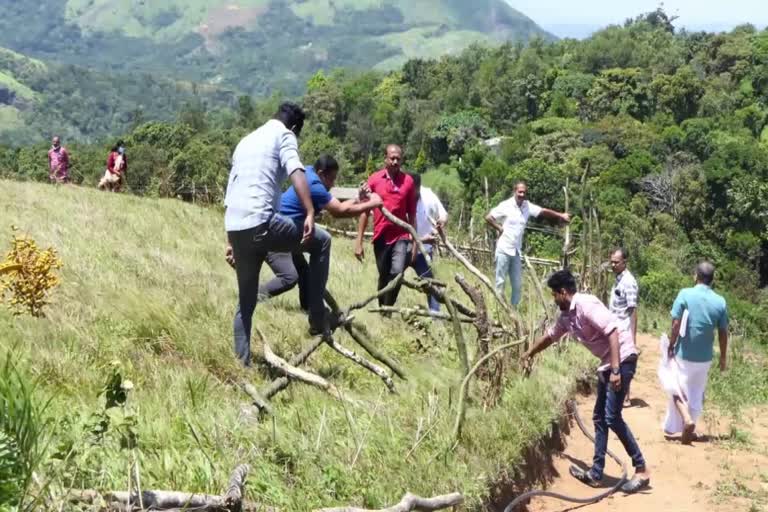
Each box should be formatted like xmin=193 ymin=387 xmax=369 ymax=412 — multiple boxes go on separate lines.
xmin=367 ymin=169 xmax=417 ymax=245
xmin=107 ymin=151 xmax=127 ymax=175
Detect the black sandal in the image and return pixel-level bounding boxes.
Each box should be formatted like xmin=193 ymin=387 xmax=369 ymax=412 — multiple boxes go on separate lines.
xmin=569 ymin=465 xmax=602 ymax=487
xmin=621 ymin=476 xmax=650 ymax=493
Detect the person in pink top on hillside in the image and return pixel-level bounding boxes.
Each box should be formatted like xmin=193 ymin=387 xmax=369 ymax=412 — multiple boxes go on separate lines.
xmin=521 ymin=269 xmax=650 ymax=494
xmin=47 ymin=136 xmax=70 ymax=184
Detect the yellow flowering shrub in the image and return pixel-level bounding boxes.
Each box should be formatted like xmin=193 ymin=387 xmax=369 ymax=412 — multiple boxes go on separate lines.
xmin=0 ymin=227 xmax=63 ymax=317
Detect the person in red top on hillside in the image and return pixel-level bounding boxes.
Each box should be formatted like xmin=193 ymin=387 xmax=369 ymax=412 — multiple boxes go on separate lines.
xmin=99 ymin=141 xmax=127 ymax=192
xmin=355 ymin=144 xmax=418 ymax=307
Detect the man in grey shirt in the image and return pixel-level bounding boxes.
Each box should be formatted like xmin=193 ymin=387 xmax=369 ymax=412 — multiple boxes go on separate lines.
xmin=224 ymin=102 xmax=324 ymax=366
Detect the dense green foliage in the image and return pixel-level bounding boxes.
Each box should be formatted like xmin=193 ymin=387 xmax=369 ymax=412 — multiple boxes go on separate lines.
xmin=2 ymin=9 xmax=768 ymax=334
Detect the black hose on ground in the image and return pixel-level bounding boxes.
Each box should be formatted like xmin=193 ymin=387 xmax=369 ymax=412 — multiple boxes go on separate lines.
xmin=502 ymin=399 xmax=628 ymax=512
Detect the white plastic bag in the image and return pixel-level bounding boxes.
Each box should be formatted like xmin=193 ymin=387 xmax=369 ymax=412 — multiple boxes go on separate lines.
xmin=657 ymin=334 xmax=684 ymax=398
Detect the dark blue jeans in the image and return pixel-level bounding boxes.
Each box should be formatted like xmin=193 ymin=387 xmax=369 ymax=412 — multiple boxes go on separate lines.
xmin=228 ymin=215 xmax=331 ymax=366
xmin=411 ymin=249 xmax=439 ymax=312
xmin=590 ymin=356 xmax=646 ymax=479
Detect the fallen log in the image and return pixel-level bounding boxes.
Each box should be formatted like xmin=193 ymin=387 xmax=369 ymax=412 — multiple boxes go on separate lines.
xmin=314 ymin=492 xmax=464 ymax=512
xmin=67 ymin=465 xmax=251 ymax=511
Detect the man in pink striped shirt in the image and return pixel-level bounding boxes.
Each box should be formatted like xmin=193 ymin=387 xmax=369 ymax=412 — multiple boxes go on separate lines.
xmin=521 ymin=269 xmax=650 ymax=494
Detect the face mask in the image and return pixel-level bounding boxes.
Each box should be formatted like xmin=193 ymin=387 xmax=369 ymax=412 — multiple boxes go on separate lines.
xmin=118 ymin=146 xmax=125 ymax=154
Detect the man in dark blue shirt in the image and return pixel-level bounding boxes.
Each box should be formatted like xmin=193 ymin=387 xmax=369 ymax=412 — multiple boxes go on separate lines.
xmin=227 ymin=155 xmax=382 ymax=340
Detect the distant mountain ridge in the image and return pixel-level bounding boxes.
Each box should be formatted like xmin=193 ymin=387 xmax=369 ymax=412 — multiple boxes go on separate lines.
xmin=0 ymin=0 xmax=554 ymax=98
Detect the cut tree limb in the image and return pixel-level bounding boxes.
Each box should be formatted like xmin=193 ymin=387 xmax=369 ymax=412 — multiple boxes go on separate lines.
xmin=224 ymin=464 xmax=250 ymax=512
xmin=368 ymin=306 xmax=474 ymax=323
xmin=345 ymin=273 xmax=404 ymax=315
xmin=261 ymin=337 xmax=335 ymax=392
xmin=454 ymin=274 xmax=490 ymax=359
xmin=378 ymin=206 xmax=432 ymax=266
xmin=430 ymin=219 xmax=523 ymax=336
xmin=314 ymin=492 xmax=465 ymax=512
xmin=443 ymin=288 xmax=469 ymax=377
xmin=401 ymin=278 xmax=476 ymax=319
xmin=325 ymin=336 xmax=396 ymax=393
xmin=257 ymin=336 xmax=326 ymax=408
xmin=452 ymin=339 xmax=526 ymax=442
xmin=240 ymin=383 xmax=273 ymax=415
xmin=325 ymin=290 xmax=407 ymax=380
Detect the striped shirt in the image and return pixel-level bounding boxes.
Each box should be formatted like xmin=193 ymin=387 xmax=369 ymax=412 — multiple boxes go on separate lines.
xmin=224 ymin=119 xmax=304 ymax=232
xmin=609 ymin=270 xmax=638 ymax=335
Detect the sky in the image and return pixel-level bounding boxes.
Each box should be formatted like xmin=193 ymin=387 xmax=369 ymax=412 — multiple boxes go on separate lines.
xmin=508 ymin=0 xmax=768 ymax=38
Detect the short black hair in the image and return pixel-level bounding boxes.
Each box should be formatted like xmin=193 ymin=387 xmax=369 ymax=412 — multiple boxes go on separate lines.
xmin=409 ymin=172 xmax=421 ymax=188
xmin=315 ymin=155 xmax=339 ymax=174
xmin=547 ymin=269 xmax=577 ymax=294
xmin=696 ymin=261 xmax=715 ymax=285
xmin=274 ymin=102 xmax=305 ymax=135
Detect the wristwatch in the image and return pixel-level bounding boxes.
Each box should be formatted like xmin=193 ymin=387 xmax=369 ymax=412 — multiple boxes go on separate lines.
xmin=610 ymin=367 xmax=620 ymax=376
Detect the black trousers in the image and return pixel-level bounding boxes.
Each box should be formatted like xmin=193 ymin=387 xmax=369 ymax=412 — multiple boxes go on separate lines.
xmin=373 ymin=238 xmax=410 ymax=307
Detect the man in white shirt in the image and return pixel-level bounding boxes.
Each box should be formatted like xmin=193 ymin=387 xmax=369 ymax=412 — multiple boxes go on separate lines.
xmin=410 ymin=173 xmax=448 ymax=311
xmin=224 ymin=102 xmax=326 ymax=367
xmin=485 ymin=181 xmax=570 ymax=306
xmin=609 ymin=248 xmax=639 ymax=407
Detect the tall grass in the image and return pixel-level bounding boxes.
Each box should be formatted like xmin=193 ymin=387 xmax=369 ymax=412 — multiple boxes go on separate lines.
xmin=0 ymin=179 xmax=594 ymax=510
xmin=0 ymin=352 xmax=50 ymax=510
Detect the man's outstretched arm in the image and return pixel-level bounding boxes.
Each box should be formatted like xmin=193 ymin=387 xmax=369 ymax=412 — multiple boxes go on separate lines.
xmin=539 ymin=208 xmax=570 ymax=223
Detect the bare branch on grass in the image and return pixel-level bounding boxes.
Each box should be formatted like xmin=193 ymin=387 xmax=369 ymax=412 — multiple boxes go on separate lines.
xmin=344 ymin=273 xmax=404 ymax=315
xmin=401 ymin=278 xmax=476 ymax=319
xmin=325 ymin=336 xmax=395 ymax=393
xmin=368 ymin=306 xmax=474 ymax=323
xmin=314 ymin=492 xmax=464 ymax=512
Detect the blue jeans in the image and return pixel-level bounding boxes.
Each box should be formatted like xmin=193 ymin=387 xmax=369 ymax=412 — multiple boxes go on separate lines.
xmin=411 ymin=248 xmax=439 ymax=312
xmin=228 ymin=215 xmax=331 ymax=366
xmin=590 ymin=356 xmax=646 ymax=479
xmin=494 ymin=251 xmax=522 ymax=306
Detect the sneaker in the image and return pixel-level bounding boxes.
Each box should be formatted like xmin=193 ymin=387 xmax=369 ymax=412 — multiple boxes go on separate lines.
xmin=569 ymin=465 xmax=602 ymax=487
xmin=621 ymin=475 xmax=650 ymax=493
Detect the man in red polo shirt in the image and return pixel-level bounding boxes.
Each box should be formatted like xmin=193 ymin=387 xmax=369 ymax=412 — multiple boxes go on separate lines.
xmin=355 ymin=144 xmax=417 ymax=306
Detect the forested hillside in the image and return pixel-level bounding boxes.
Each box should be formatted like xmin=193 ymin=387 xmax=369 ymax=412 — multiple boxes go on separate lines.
xmin=2 ymin=9 xmax=768 ymax=334
xmin=0 ymin=0 xmax=552 ymax=96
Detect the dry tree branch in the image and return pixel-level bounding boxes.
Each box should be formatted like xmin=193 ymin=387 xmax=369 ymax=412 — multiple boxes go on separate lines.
xmin=325 ymin=335 xmax=396 ymax=393
xmin=523 ymin=255 xmax=551 ymax=325
xmin=253 ymin=336 xmax=326 ymax=412
xmin=314 ymin=492 xmax=464 ymax=512
xmin=454 ymin=275 xmax=490 ymax=359
xmin=452 ymin=339 xmax=526 ymax=442
xmin=368 ymin=306 xmax=474 ymax=323
xmin=401 ymin=279 xmax=476 ymax=318
xmin=378 ymin=206 xmax=431 ymax=265
xmin=345 ymin=273 xmax=404 ymax=315
xmin=561 ymin=177 xmax=571 ymax=269
xmin=325 ymin=290 xmax=407 ymax=380
xmin=443 ymin=288 xmax=469 ymax=376
xmin=430 ymin=219 xmax=523 ymax=336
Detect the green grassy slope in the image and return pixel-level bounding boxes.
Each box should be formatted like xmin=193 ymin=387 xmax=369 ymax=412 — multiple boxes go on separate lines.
xmin=0 ymin=180 xmax=592 ymax=510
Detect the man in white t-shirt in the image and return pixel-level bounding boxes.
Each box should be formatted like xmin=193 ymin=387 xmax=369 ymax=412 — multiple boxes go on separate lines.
xmin=485 ymin=181 xmax=570 ymax=306
xmin=410 ymin=173 xmax=448 ymax=311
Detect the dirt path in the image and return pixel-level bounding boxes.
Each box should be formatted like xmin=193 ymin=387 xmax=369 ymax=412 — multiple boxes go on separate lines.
xmin=527 ymin=333 xmax=768 ymax=512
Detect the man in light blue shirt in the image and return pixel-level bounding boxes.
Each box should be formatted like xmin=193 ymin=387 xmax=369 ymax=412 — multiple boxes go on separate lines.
xmin=224 ymin=102 xmax=321 ymax=367
xmin=665 ymin=261 xmax=729 ymax=443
